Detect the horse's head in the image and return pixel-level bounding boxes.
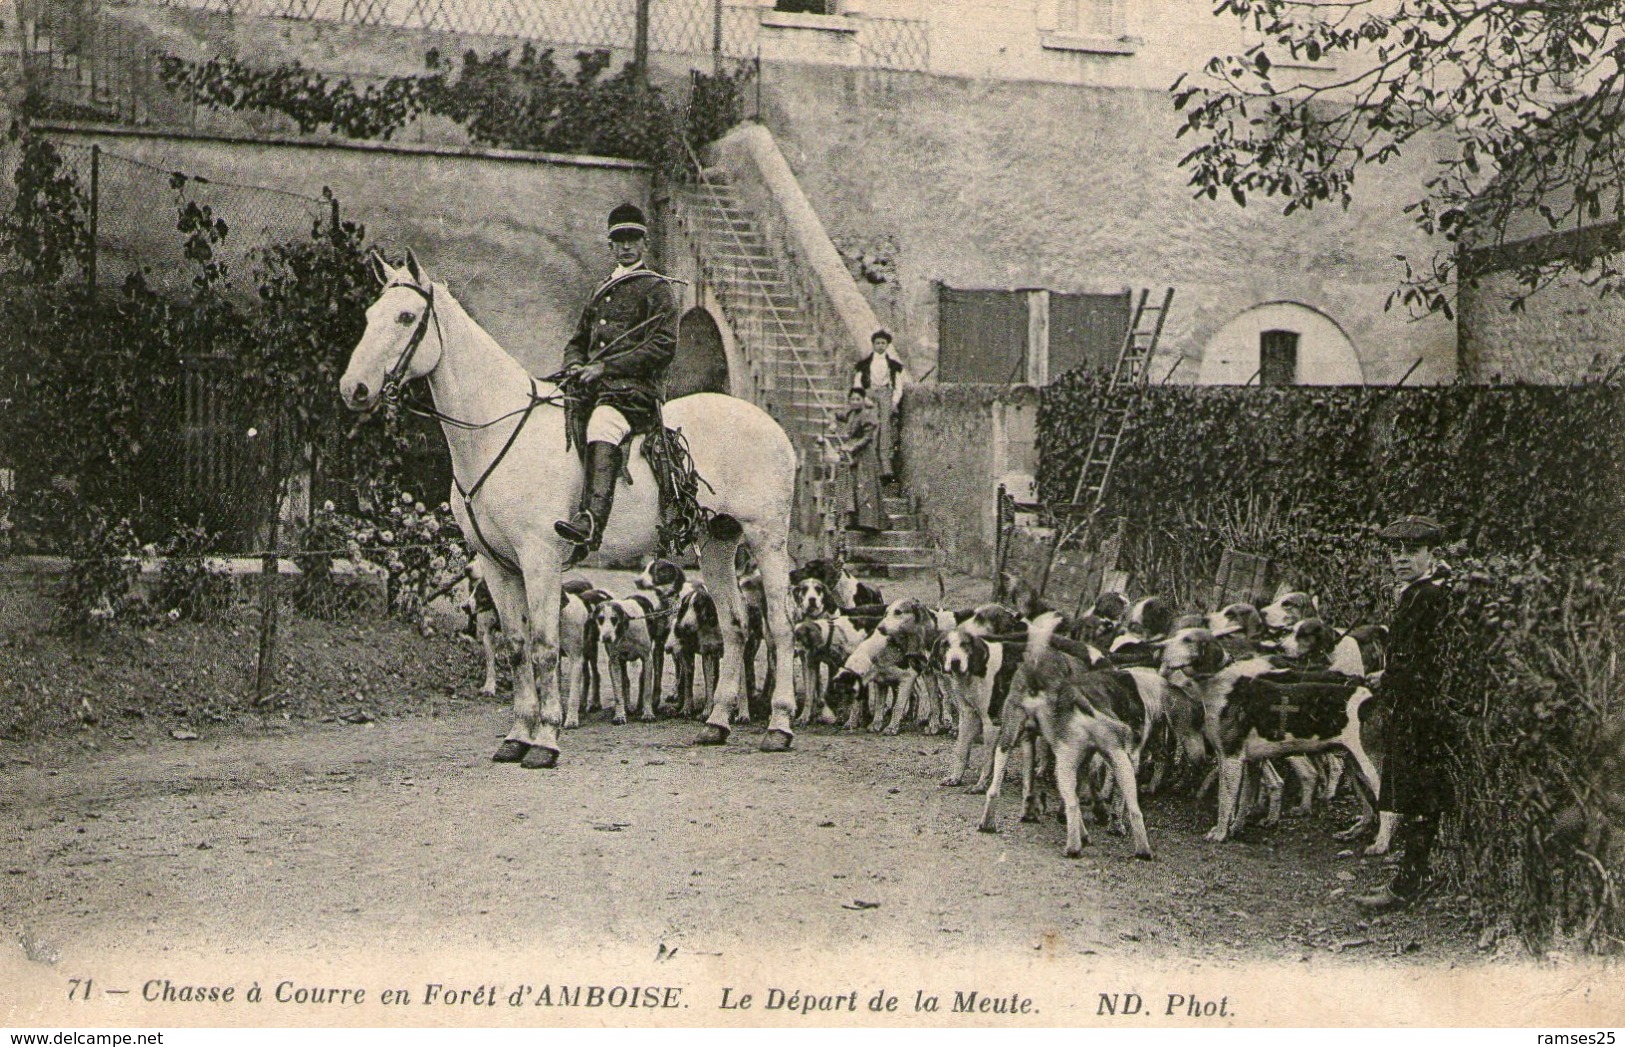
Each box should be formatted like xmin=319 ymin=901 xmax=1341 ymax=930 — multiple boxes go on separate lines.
xmin=340 ymin=249 xmax=445 ymax=412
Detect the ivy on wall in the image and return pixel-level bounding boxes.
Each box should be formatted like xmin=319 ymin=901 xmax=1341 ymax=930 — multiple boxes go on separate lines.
xmin=157 ymin=47 xmax=757 ymax=179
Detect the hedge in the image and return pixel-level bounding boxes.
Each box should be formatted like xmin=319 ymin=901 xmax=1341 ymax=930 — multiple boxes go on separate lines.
xmin=1038 ymin=371 xmax=1625 ymax=954
xmin=1038 ymin=373 xmax=1625 ymax=622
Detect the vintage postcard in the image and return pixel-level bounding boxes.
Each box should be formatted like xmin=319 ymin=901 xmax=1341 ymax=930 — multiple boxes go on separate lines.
xmin=1 ymin=0 xmax=1622 ymax=1032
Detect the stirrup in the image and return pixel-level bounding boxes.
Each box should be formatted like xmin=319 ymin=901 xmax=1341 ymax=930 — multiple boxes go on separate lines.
xmin=554 ymin=511 xmax=597 ymax=546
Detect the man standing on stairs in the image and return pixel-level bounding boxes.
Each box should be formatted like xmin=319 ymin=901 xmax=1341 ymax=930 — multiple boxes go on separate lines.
xmin=850 ymin=329 xmax=908 ymax=483
xmin=555 ymin=203 xmax=678 ymax=564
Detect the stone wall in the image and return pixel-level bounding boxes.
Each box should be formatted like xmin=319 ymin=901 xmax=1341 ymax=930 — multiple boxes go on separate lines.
xmin=898 ymin=383 xmax=1039 ymax=577
xmin=30 ymin=126 xmax=649 ymax=373
xmin=757 ymin=64 xmax=1458 ymax=386
xmin=1460 ymin=247 xmax=1625 ymax=384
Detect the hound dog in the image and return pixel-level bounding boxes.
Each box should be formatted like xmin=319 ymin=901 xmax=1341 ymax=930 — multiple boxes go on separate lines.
xmin=1204 ymin=672 xmax=1382 ymax=843
xmin=874 ymin=597 xmax=963 ymax=734
xmin=984 ymin=613 xmax=1166 ymax=859
xmin=1074 ymin=591 xmax=1129 ymax=649
xmin=825 ymin=628 xmax=921 ymax=732
xmin=1159 ymin=627 xmax=1295 ymax=812
xmin=792 ymin=613 xmax=866 ymax=725
xmin=634 ymin=558 xmax=687 ymax=705
xmin=792 ymin=576 xmax=840 ymax=622
xmin=1208 ymin=602 xmax=1266 ymax=659
xmin=1276 ymin=616 xmax=1394 ymax=826
xmin=560 ymin=579 xmax=609 ymax=728
xmin=1106 ymin=595 xmax=1175 ymax=666
xmin=932 ymin=627 xmax=1024 ymax=787
xmin=1261 ymin=590 xmax=1319 ymax=631
xmin=790 ymin=558 xmax=885 ymax=612
xmin=594 ymin=590 xmax=671 ymax=724
xmin=667 ymin=582 xmax=723 ymax=718
xmin=958 ymin=603 xmax=1026 ymax=640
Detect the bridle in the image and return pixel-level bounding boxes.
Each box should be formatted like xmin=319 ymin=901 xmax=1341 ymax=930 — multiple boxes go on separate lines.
xmin=378 ymin=280 xmax=440 ymax=406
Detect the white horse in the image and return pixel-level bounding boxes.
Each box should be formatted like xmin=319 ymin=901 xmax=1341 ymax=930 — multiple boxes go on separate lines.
xmin=339 ymin=250 xmax=800 ymax=767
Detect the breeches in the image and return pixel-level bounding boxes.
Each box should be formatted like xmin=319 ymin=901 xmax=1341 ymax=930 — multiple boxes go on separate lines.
xmin=586 ymin=405 xmax=631 ymax=444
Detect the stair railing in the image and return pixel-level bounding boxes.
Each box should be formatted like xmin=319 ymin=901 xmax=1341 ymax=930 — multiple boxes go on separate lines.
xmin=675 ymin=141 xmax=843 ymax=439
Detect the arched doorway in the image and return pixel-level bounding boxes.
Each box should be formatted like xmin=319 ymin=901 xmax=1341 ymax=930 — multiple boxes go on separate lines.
xmin=669 ymin=307 xmax=730 ymax=398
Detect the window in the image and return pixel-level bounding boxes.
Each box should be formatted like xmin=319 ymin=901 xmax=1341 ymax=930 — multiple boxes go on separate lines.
xmin=939 ymin=287 xmax=1030 ymax=384
xmin=775 ymin=0 xmax=834 ymax=13
xmin=1049 ymin=291 xmax=1133 ymax=378
xmin=1259 ymin=329 xmax=1300 ymax=385
xmin=1057 ymin=0 xmax=1126 ymax=39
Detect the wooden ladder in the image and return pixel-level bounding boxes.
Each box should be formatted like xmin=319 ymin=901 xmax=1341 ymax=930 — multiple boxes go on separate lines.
xmin=1036 ymin=287 xmax=1175 ymax=603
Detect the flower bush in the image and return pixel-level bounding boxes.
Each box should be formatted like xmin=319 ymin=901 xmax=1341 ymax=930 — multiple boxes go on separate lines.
xmin=153 ymin=522 xmax=235 ymax=621
xmin=52 ymin=513 xmax=143 ymax=635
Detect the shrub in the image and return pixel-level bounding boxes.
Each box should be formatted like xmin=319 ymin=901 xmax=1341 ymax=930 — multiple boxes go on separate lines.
xmin=153 ymin=522 xmax=235 ymax=621
xmin=1437 ymin=553 xmax=1625 ymax=954
xmin=52 ymin=514 xmax=143 ymax=634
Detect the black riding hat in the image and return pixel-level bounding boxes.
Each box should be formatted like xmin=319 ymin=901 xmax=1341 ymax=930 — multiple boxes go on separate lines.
xmin=608 ymin=203 xmax=648 ymax=241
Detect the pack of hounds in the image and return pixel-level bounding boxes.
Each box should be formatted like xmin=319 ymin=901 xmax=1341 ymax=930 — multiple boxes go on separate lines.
xmin=459 ymin=557 xmax=1397 ymax=863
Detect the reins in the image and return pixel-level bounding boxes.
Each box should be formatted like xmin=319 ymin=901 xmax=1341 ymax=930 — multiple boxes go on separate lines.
xmin=374 ymin=279 xmax=577 ymax=577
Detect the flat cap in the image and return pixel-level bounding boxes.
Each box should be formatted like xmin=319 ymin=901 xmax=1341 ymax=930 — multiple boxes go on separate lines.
xmin=1378 ymin=514 xmax=1445 ymax=542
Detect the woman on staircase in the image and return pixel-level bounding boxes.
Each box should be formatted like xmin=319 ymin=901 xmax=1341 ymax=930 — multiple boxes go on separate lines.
xmin=836 ymin=388 xmax=885 ymax=534
xmin=850 ymin=329 xmax=908 ymax=484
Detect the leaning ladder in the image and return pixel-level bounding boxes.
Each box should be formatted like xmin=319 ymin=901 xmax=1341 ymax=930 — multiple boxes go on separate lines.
xmin=1035 ymin=287 xmax=1175 ymax=604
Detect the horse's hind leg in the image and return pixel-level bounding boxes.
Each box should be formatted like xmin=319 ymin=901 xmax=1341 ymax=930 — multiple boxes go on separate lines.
xmin=695 ymin=535 xmax=746 ymax=744
xmin=743 ymin=526 xmax=797 ymax=751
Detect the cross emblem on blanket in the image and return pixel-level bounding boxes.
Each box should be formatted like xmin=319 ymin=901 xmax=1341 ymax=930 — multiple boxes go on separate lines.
xmin=1271 ymin=698 xmax=1299 ymax=734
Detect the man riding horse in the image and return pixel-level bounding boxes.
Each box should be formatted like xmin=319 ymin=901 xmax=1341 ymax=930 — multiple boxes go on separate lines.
xmin=554 ymin=203 xmax=679 ymax=564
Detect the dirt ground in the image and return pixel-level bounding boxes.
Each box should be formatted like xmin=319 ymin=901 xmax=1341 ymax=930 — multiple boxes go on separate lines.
xmin=0 ymin=566 xmax=1502 ymax=1001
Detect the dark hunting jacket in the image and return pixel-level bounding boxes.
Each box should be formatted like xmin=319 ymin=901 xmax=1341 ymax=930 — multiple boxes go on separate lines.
xmin=563 ymin=265 xmax=678 ymax=437
xmin=1379 ymin=567 xmax=1456 ymax=815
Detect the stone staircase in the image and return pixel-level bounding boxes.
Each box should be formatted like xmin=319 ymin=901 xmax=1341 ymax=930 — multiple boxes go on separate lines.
xmin=676 ymin=172 xmax=846 ymax=441
xmin=844 ymin=489 xmax=936 ymax=579
xmin=673 ymin=170 xmax=936 ymax=578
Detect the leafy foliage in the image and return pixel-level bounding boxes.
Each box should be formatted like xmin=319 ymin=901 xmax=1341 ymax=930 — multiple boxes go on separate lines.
xmin=1173 ymin=0 xmax=1625 ymax=314
xmin=0 ymin=130 xmax=419 ymax=555
xmin=153 ymin=523 xmax=235 ymax=622
xmin=0 ymin=127 xmax=94 ymax=285
xmin=1040 ymin=371 xmax=1625 ymax=620
xmin=1039 ymin=372 xmax=1625 ymax=952
xmin=1438 ymin=553 xmax=1625 ymax=953
xmin=51 ymin=514 xmax=143 ymax=635
xmin=157 ymin=48 xmax=757 ymax=178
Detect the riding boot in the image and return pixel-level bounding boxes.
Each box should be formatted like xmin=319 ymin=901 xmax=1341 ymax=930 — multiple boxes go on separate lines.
xmin=555 ymin=440 xmax=622 ymax=551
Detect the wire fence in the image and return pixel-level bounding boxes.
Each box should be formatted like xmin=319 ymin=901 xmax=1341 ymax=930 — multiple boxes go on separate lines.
xmin=16 ymin=0 xmax=930 ymax=132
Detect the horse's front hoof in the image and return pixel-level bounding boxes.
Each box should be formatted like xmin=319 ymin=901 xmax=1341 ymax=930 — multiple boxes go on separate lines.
xmin=694 ymin=724 xmax=730 ymax=746
xmin=492 ymin=740 xmax=528 ymax=763
xmin=520 ymin=746 xmax=559 ymax=769
xmin=612 ymin=714 xmax=628 ymax=726
xmin=939 ymin=776 xmax=964 ymax=788
xmin=759 ymin=729 xmax=793 ymax=753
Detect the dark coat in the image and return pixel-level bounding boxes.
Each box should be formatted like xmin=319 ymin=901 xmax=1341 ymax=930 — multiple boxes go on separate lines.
xmin=564 ymin=266 xmax=678 ymax=436
xmin=1377 ymin=571 xmax=1456 ymax=816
